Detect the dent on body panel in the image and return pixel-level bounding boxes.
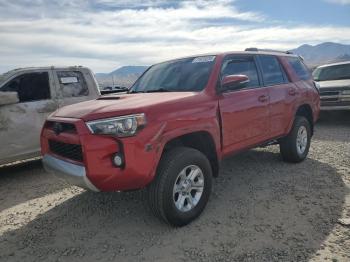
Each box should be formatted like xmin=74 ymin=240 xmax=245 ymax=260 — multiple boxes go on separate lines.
xmin=0 ymin=111 xmax=11 ymax=131
xmin=36 ymin=101 xmax=57 ymax=113
xmin=145 ymin=122 xmax=167 ymax=152
xmin=0 ymin=102 xmax=45 ymax=161
xmin=0 ymin=93 xmax=25 ymax=131
xmin=0 ymin=108 xmax=19 ymax=160
xmin=0 ymin=104 xmax=29 ymax=130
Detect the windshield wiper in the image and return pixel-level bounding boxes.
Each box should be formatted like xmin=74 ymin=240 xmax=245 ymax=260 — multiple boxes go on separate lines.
xmin=128 ymin=88 xmax=173 ymax=93
xmin=145 ymin=88 xmax=171 ymax=93
xmin=128 ymin=90 xmax=144 ymax=94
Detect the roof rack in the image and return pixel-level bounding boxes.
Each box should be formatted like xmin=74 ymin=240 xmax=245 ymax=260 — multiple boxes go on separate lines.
xmin=245 ymin=48 xmax=293 ymax=54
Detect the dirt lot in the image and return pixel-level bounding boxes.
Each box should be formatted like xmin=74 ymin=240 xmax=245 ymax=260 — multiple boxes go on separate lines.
xmin=0 ymin=112 xmax=349 ymax=262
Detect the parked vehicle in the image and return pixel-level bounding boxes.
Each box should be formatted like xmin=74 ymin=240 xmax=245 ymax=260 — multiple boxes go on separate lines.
xmin=41 ymin=50 xmax=320 ymax=226
xmin=0 ymin=66 xmax=100 ymax=166
xmin=313 ymin=61 xmax=350 ymax=110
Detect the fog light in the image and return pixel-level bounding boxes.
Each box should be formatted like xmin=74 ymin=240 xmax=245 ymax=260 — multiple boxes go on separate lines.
xmin=112 ymin=153 xmax=124 ymax=167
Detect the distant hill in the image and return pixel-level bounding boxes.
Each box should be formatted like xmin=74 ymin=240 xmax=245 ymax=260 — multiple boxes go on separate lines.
xmin=290 ymin=42 xmax=350 ymax=67
xmin=96 ymin=66 xmax=148 ymax=88
xmin=110 ymin=66 xmax=148 ymax=76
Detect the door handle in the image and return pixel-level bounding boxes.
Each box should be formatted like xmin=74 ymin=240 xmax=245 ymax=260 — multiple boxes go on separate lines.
xmin=288 ymin=88 xmax=298 ymax=96
xmin=258 ymin=95 xmax=268 ymax=103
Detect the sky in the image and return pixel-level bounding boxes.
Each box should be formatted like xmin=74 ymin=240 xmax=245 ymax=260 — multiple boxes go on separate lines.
xmin=0 ymin=0 xmax=349 ymax=73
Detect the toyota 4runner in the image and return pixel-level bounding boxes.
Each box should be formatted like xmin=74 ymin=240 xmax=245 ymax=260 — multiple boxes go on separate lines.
xmin=41 ymin=49 xmax=320 ymax=226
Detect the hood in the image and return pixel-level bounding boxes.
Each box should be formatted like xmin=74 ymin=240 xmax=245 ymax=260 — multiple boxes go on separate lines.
xmin=318 ymin=79 xmax=350 ymax=89
xmin=53 ymin=92 xmax=198 ymax=121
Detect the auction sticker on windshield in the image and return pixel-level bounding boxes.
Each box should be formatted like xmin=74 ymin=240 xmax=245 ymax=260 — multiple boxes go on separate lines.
xmin=192 ymin=56 xmax=216 ymax=63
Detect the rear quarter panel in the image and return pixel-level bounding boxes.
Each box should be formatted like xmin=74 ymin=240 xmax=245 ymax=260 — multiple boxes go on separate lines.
xmin=279 ymin=56 xmax=320 ymax=134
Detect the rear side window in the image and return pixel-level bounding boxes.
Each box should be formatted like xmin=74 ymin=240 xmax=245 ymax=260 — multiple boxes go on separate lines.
xmin=57 ymin=71 xmax=89 ymax=97
xmin=0 ymin=72 xmax=50 ymax=102
xmin=259 ymin=55 xmax=286 ymax=86
xmin=287 ymin=57 xmax=311 ymax=81
xmin=221 ymin=57 xmax=260 ymax=88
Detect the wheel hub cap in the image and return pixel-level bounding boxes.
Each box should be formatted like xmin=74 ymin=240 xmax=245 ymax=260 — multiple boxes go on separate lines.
xmin=296 ymin=125 xmax=308 ymax=155
xmin=173 ymin=165 xmax=204 ymax=212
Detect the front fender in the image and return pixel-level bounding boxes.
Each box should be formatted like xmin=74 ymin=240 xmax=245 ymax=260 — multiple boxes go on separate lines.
xmin=144 ymin=117 xmax=221 ymax=182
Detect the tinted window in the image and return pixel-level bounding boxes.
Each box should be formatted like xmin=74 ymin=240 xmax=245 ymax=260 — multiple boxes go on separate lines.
xmin=259 ymin=55 xmax=285 ymax=86
xmin=131 ymin=56 xmax=216 ymax=93
xmin=57 ymin=71 xmax=89 ymax=97
xmin=288 ymin=57 xmax=311 ymax=81
xmin=0 ymin=72 xmax=50 ymax=102
xmin=221 ymin=57 xmax=259 ymax=88
xmin=313 ymin=63 xmax=350 ymax=81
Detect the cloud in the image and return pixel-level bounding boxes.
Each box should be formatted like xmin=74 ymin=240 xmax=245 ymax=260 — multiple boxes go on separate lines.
xmin=325 ymin=0 xmax=350 ymax=4
xmin=0 ymin=0 xmax=349 ymax=73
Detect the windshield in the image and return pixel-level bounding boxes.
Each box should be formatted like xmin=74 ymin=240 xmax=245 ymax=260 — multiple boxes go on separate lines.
xmin=313 ymin=63 xmax=350 ymax=81
xmin=0 ymin=73 xmax=5 ymax=85
xmin=130 ymin=56 xmax=216 ymax=93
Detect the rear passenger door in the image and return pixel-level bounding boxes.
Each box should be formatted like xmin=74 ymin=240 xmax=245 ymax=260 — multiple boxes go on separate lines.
xmin=53 ymin=70 xmax=92 ymax=107
xmin=256 ymin=55 xmax=297 ymax=138
xmin=218 ymin=55 xmax=270 ymax=155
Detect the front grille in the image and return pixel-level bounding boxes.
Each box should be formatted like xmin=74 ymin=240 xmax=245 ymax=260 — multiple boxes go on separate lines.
xmin=320 ymin=90 xmax=340 ymax=96
xmin=321 ymin=101 xmax=350 ymax=107
xmin=49 ymin=140 xmax=83 ymax=162
xmin=46 ymin=121 xmax=77 ymax=134
xmin=321 ymin=97 xmax=339 ymax=102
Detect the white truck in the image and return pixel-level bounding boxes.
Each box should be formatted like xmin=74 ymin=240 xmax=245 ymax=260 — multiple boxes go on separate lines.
xmin=0 ymin=66 xmax=101 ymax=166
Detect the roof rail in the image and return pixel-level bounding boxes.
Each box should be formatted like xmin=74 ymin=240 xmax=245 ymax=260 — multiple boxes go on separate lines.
xmin=245 ymin=47 xmax=259 ymax=52
xmin=245 ymin=48 xmax=293 ymax=54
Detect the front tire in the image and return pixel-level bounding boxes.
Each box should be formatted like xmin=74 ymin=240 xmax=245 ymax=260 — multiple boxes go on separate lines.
xmin=280 ymin=116 xmax=311 ymax=163
xmin=147 ymin=147 xmax=212 ymax=227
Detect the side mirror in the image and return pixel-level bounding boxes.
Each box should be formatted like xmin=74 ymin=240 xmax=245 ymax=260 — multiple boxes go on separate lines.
xmin=0 ymin=91 xmax=19 ymax=106
xmin=221 ymin=75 xmax=249 ymax=91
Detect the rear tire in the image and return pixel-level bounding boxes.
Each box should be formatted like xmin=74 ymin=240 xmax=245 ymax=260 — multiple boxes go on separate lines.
xmin=280 ymin=116 xmax=311 ymax=163
xmin=147 ymin=147 xmax=212 ymax=227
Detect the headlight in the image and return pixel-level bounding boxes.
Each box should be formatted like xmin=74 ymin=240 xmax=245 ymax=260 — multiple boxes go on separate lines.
xmin=86 ymin=113 xmax=146 ymax=137
xmin=342 ymin=90 xmax=350 ymax=95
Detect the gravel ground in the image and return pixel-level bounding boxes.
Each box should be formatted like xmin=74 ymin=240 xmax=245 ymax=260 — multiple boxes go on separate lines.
xmin=0 ymin=111 xmax=349 ymax=262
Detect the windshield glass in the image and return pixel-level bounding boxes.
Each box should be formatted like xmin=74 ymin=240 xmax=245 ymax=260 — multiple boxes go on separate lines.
xmin=313 ymin=63 xmax=350 ymax=81
xmin=130 ymin=56 xmax=216 ymax=93
xmin=0 ymin=73 xmax=5 ymax=85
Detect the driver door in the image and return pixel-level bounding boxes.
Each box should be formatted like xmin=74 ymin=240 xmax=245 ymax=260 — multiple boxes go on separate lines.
xmin=0 ymin=69 xmax=58 ymax=165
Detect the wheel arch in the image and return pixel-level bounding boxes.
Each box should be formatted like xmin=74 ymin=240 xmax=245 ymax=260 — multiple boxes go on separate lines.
xmin=162 ymin=131 xmax=220 ymax=177
xmin=295 ymin=104 xmax=314 ymax=136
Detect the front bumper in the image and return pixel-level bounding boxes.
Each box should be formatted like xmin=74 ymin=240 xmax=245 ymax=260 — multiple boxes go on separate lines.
xmin=320 ymin=90 xmax=350 ymax=110
xmin=43 ymin=154 xmax=99 ymax=192
xmin=321 ymin=105 xmax=350 ymax=110
xmin=41 ymin=117 xmax=162 ymax=192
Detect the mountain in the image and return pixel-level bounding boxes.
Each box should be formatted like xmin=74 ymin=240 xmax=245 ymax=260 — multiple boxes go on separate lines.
xmin=110 ymin=66 xmax=148 ymax=76
xmin=290 ymin=42 xmax=350 ymax=67
xmin=95 ymin=42 xmax=350 ymax=88
xmin=96 ymin=66 xmax=148 ymax=88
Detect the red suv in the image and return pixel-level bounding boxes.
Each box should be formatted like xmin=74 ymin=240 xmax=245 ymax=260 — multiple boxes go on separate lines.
xmin=41 ymin=49 xmax=320 ymax=226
